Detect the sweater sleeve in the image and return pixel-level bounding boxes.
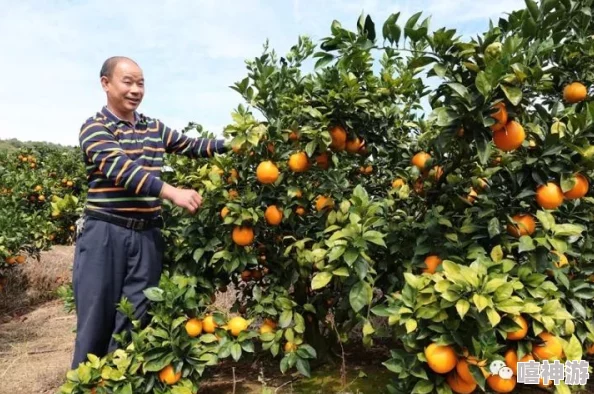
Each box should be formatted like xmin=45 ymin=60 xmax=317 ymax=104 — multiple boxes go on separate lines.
xmin=79 ymin=121 xmax=164 ymax=197
xmin=160 ymin=121 xmax=228 ymax=158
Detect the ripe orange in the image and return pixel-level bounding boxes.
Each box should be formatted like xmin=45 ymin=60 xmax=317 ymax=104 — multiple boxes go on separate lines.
xmin=34 ymin=185 xmax=42 ymax=192
xmin=232 ymin=226 xmax=254 ymax=246
xmin=424 ymin=343 xmax=458 ymax=374
xmin=329 ymin=125 xmax=347 ymax=151
xmin=392 ymin=178 xmax=405 ymax=188
xmin=5 ymin=256 xmax=16 ymax=265
xmin=423 ymin=255 xmax=442 ymax=274
xmin=263 ymin=318 xmax=277 ymax=329
xmin=411 ymin=152 xmax=431 ymax=170
xmin=295 ymin=206 xmax=306 ymax=216
xmin=288 ymin=152 xmax=309 ymax=172
xmin=446 ymin=371 xmax=477 ymax=394
xmin=551 ymin=251 xmax=568 ymax=268
xmin=563 ymin=82 xmax=588 ymax=103
xmin=289 ymin=130 xmax=300 ymax=141
xmin=487 ymin=374 xmax=516 ymax=393
xmin=185 ymin=318 xmax=203 ymax=337
xmin=507 ymin=315 xmax=528 ymax=340
xmin=493 ymin=121 xmax=525 ymax=151
xmin=490 ymin=102 xmax=508 ymax=132
xmin=345 ymin=137 xmax=363 ymax=153
xmin=504 ymin=348 xmax=518 ymax=375
xmin=221 ymin=206 xmax=230 ymax=219
xmin=202 ymin=315 xmax=217 ymax=333
xmin=264 ymin=205 xmax=283 ymax=226
xmin=359 ymin=165 xmax=373 ymax=174
xmin=532 ymin=332 xmax=563 ymax=360
xmin=15 ymin=255 xmax=26 ymax=264
xmin=536 ymin=182 xmax=564 ymax=209
xmin=227 ymin=316 xmax=249 ymax=337
xmin=38 ymin=195 xmax=45 ymax=202
xmin=256 ymin=161 xmax=280 ymax=184
xmin=240 ymin=270 xmax=252 ymax=282
xmin=260 ymin=322 xmax=276 ymax=334
xmin=228 ymin=189 xmax=239 ymax=200
xmin=455 ymin=359 xmax=476 ymax=384
xmin=284 ymin=342 xmax=298 ymax=353
xmin=506 ymin=214 xmax=536 ymax=238
xmin=564 ymin=173 xmax=589 ymax=199
xmin=294 ymin=189 xmax=303 ymax=198
xmin=466 ymin=188 xmax=478 ymax=204
xmin=66 ymin=181 xmax=74 ymax=187
xmin=316 ymin=152 xmax=331 ymax=169
xmin=227 ymin=169 xmax=239 ymax=184
xmin=158 ymin=364 xmax=182 ymax=385
xmin=315 ymin=195 xmax=334 ymax=212
xmin=251 ymin=269 xmax=263 ymax=281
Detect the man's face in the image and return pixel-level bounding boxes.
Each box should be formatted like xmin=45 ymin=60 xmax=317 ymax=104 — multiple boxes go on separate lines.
xmin=101 ymin=60 xmax=144 ymax=114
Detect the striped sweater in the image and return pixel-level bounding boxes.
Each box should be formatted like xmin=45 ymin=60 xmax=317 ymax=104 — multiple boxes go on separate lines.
xmin=79 ymin=106 xmax=227 ymax=218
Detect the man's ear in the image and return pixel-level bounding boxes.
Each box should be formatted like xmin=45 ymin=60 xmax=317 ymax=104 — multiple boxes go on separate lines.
xmin=100 ymin=76 xmax=110 ymax=92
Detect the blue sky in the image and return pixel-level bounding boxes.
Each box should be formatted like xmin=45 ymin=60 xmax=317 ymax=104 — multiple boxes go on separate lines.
xmin=0 ymin=0 xmax=525 ymax=146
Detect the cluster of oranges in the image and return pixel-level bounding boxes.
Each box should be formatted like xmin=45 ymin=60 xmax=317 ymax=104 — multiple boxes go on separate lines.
xmin=425 ymin=316 xmax=563 ymax=393
xmin=227 ymin=125 xmax=364 ymax=247
xmin=17 ymin=153 xmax=37 ymax=169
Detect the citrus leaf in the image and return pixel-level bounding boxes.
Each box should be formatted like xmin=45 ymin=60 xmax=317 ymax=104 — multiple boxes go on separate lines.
xmin=311 ymin=272 xmax=333 ymax=290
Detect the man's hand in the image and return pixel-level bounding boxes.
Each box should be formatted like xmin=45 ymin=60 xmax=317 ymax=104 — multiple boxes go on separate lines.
xmin=159 ymin=183 xmax=202 ymax=213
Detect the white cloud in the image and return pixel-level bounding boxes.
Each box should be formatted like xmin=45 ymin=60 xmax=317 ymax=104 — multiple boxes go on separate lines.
xmin=0 ymin=0 xmax=525 ymax=147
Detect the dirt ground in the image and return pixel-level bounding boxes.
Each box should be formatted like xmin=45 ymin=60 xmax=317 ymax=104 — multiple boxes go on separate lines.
xmin=1 ymin=246 xmax=593 ymax=394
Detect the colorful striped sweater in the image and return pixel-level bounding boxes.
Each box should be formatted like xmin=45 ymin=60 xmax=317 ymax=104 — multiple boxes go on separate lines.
xmin=79 ymin=106 xmax=227 ymax=218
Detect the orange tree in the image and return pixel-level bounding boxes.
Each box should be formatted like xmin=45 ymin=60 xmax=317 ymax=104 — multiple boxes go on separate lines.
xmin=60 ymin=1 xmax=594 ymax=393
xmin=0 ymin=142 xmax=86 ymax=269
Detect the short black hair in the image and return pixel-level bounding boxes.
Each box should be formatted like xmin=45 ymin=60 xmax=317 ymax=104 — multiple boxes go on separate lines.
xmin=100 ymin=56 xmax=139 ymax=78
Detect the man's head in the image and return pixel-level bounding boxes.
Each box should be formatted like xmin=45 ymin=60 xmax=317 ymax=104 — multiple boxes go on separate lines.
xmin=100 ymin=56 xmax=144 ymax=117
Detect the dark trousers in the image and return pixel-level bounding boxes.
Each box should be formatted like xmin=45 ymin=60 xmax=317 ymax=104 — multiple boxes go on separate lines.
xmin=70 ymin=217 xmax=164 ymax=369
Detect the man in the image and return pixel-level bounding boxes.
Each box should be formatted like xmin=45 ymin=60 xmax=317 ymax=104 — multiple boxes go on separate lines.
xmin=71 ymin=56 xmax=229 ymax=368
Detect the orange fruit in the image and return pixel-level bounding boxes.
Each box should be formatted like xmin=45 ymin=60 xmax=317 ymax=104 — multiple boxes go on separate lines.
xmin=329 ymin=125 xmax=347 ymax=151
xmin=240 ymin=270 xmax=252 ymax=281
xmin=315 ymin=152 xmax=331 ymax=169
xmin=392 ymin=178 xmax=405 ymax=188
xmin=487 ymin=374 xmax=516 ymax=393
xmin=455 ymin=359 xmax=476 ymax=384
xmin=267 ymin=143 xmax=275 ymax=154
xmin=493 ymin=121 xmax=525 ymax=151
xmin=227 ymin=316 xmax=249 ymax=337
xmin=504 ymin=348 xmax=518 ymax=375
xmin=411 ymin=152 xmax=431 ymax=170
xmin=227 ymin=169 xmax=239 ymax=184
xmin=466 ymin=187 xmax=478 ymax=204
xmin=228 ymin=189 xmax=239 ymax=200
xmin=34 ymin=185 xmax=42 ymax=192
xmin=256 ymin=161 xmax=280 ymax=184
xmin=424 ymin=343 xmax=458 ymax=374
xmin=563 ymin=82 xmax=588 ymax=103
xmin=289 ymin=130 xmax=300 ymax=141
xmin=185 ymin=318 xmax=203 ymax=337
xmin=423 ymin=255 xmax=442 ymax=274
xmin=430 ymin=166 xmax=444 ymax=181
xmin=315 ymin=195 xmax=334 ymax=212
xmin=264 ymin=205 xmax=283 ymax=226
xmin=232 ymin=145 xmax=242 ymax=154
xmin=15 ymin=255 xmax=26 ymax=264
xmin=551 ymin=251 xmax=568 ymax=268
xmin=345 ymin=137 xmax=363 ymax=153
xmin=288 ymin=152 xmax=309 ymax=172
xmin=251 ymin=269 xmax=263 ymax=281
xmin=221 ymin=206 xmax=230 ymax=219
xmin=586 ymin=343 xmax=594 ymax=355
xmin=38 ymin=195 xmax=45 ymax=202
xmin=66 ymin=181 xmax=74 ymax=187
xmin=446 ymin=371 xmax=477 ymax=394
xmin=532 ymin=332 xmax=563 ymax=360
xmin=202 ymin=315 xmax=217 ymax=333
xmin=284 ymin=342 xmax=298 ymax=352
xmin=5 ymin=256 xmax=16 ymax=265
xmin=232 ymin=226 xmax=254 ymax=246
xmin=490 ymin=102 xmax=508 ymax=132
xmin=295 ymin=206 xmax=306 ymax=216
xmin=263 ymin=318 xmax=277 ymax=329
xmin=294 ymin=189 xmax=303 ymax=198
xmin=359 ymin=165 xmax=373 ymax=174
xmin=536 ymin=182 xmax=564 ymax=209
xmin=564 ymin=173 xmax=589 ymax=199
xmin=260 ymin=322 xmax=275 ymax=334
xmin=519 ymin=353 xmax=534 ymax=363
xmin=158 ymin=364 xmax=182 ymax=385
xmin=507 ymin=315 xmax=528 ymax=340
xmin=506 ymin=214 xmax=536 ymax=238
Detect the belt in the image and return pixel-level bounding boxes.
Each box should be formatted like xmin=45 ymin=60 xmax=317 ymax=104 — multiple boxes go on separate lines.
xmin=84 ymin=209 xmax=164 ymax=231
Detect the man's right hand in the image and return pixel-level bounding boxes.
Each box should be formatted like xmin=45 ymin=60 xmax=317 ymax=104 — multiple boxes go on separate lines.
xmin=159 ymin=183 xmax=202 ymax=213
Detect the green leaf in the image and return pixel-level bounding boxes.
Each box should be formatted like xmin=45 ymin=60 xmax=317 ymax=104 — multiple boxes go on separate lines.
xmin=343 ymin=248 xmax=359 ymax=265
xmin=486 ymin=307 xmax=501 ymax=327
xmin=231 ymin=343 xmax=242 ymax=362
xmin=311 ymin=272 xmax=333 ymax=290
xmin=405 ymin=319 xmax=418 ymax=333
xmin=473 ymin=294 xmax=490 ymax=312
xmin=314 ymin=54 xmax=334 ymax=69
xmin=279 ymin=310 xmax=293 ymax=328
xmin=115 ymin=383 xmax=133 ymax=394
xmin=491 ymin=245 xmax=504 ymax=262
xmin=475 ymin=71 xmax=492 ymax=97
xmin=525 ymin=0 xmax=540 ymax=20
xmin=536 ymin=211 xmax=555 ymax=231
xmin=456 ymin=299 xmax=470 ymax=319
xmin=501 ymin=85 xmax=522 ymax=106
xmin=564 ymin=335 xmax=582 ymax=361
xmin=488 ymin=217 xmax=501 ymax=238
xmin=143 ymin=287 xmax=164 ymax=302
xmin=411 ymin=380 xmax=434 ymax=394
xmin=518 ymin=236 xmax=535 ymax=253
xmin=349 ymin=281 xmax=372 ymax=313
xmin=553 ymin=224 xmax=585 ymax=237
xmin=332 ymin=267 xmax=349 ymax=277
xmin=296 ymin=358 xmax=311 ymax=377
